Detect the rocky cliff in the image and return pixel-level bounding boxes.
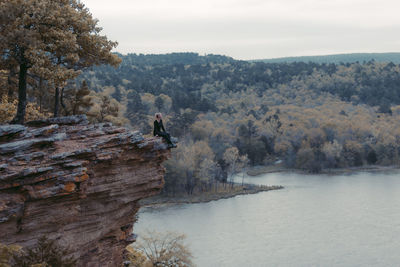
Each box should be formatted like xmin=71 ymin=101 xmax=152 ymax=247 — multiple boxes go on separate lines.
xmin=0 ymin=115 xmax=171 ymax=266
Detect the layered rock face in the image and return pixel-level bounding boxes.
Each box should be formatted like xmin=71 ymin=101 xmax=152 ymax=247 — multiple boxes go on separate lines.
xmin=0 ymin=115 xmax=170 ymax=266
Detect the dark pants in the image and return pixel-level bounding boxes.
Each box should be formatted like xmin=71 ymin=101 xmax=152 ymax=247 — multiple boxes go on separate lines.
xmin=157 ymin=132 xmax=172 ymax=144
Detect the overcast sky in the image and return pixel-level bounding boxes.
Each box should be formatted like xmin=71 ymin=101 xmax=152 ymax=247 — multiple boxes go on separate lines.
xmin=83 ymin=0 xmax=400 ymax=60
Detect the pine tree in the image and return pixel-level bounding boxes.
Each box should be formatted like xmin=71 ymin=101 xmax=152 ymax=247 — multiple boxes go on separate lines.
xmin=126 ymin=90 xmax=143 ymax=116
xmin=154 ymin=96 xmax=164 ymax=111
xmin=111 ymin=87 xmax=122 ymax=102
xmin=73 ymin=81 xmax=92 ymax=115
xmin=60 ymin=80 xmax=93 ymax=116
xmin=0 ymin=0 xmax=121 ymax=124
xmin=99 ymin=95 xmax=119 ymax=122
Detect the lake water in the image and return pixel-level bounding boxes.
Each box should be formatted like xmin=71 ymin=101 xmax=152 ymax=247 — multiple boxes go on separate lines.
xmin=135 ymin=171 xmax=400 ymax=267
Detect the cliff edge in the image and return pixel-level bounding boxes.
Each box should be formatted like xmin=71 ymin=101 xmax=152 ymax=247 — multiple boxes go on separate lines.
xmin=0 ymin=115 xmax=171 ymax=266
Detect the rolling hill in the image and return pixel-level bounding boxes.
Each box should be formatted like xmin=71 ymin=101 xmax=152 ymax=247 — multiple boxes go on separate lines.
xmin=253 ymin=52 xmax=400 ymax=64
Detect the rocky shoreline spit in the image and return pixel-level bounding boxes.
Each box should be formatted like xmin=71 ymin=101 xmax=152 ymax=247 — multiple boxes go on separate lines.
xmin=140 ymin=183 xmax=284 ymax=209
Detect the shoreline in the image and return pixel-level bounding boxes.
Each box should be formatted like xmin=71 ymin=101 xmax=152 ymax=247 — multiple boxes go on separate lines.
xmin=139 ymin=184 xmax=283 ymax=209
xmin=246 ymin=164 xmax=400 ymax=176
xmin=139 ymin=165 xmax=399 ymax=210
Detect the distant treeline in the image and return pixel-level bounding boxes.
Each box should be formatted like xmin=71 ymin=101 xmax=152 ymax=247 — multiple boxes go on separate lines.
xmin=82 ymin=53 xmax=400 ymax=113
xmin=113 ymin=52 xmax=237 ymax=66
xmin=253 ymin=52 xmax=400 ymax=64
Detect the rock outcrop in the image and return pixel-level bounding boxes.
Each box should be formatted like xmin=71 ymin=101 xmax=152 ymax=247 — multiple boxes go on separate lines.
xmin=0 ymin=115 xmax=171 ymax=266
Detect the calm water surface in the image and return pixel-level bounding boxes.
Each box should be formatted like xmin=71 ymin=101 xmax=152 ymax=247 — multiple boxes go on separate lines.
xmin=135 ymin=171 xmax=400 ymax=267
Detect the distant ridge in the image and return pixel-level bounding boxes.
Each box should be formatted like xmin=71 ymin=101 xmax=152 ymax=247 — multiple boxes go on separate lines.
xmin=114 ymin=52 xmax=237 ymax=66
xmin=253 ymin=53 xmax=400 ymax=64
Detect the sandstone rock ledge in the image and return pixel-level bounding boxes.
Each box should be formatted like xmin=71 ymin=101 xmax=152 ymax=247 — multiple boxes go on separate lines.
xmin=0 ymin=115 xmax=171 ymax=266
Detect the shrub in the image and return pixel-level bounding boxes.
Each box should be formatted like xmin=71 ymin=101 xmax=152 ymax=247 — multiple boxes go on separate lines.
xmin=129 ymin=231 xmax=194 ymax=267
xmin=10 ymin=236 xmax=76 ymax=267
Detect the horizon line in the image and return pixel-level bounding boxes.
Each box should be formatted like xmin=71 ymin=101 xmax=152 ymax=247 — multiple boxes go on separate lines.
xmin=110 ymin=51 xmax=400 ymax=61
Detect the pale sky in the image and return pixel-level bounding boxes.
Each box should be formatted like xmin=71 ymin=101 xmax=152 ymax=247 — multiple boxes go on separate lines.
xmin=83 ymin=0 xmax=400 ymax=60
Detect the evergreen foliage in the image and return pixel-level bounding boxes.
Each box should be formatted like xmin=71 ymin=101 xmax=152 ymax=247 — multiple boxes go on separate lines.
xmin=0 ymin=0 xmax=121 ymax=123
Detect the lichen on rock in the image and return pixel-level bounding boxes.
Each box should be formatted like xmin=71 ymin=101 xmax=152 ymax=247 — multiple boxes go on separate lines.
xmin=0 ymin=115 xmax=171 ymax=266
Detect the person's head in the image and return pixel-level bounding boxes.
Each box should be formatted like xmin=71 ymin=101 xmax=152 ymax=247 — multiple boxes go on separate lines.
xmin=155 ymin=113 xmax=162 ymax=120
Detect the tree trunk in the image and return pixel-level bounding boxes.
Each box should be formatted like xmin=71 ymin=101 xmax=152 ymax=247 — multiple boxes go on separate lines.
xmin=60 ymin=87 xmax=68 ymax=116
xmin=54 ymin=87 xmax=60 ymax=117
xmin=11 ymin=63 xmax=28 ymax=124
xmin=38 ymin=77 xmax=43 ymax=112
xmin=7 ymin=68 xmax=16 ymax=99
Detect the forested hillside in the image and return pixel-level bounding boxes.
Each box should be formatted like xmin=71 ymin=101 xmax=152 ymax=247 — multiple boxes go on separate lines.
xmin=3 ymin=51 xmax=400 ymax=195
xmin=76 ymin=53 xmax=400 ymax=194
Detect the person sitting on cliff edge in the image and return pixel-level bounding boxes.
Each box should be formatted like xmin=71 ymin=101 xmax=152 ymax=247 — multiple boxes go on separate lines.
xmin=153 ymin=113 xmax=176 ymax=148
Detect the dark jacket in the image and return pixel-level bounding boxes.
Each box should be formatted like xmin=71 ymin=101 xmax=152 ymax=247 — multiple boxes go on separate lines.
xmin=153 ymin=119 xmax=166 ymax=136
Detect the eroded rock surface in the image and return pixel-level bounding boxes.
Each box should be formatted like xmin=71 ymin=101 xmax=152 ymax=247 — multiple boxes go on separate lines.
xmin=0 ymin=115 xmax=171 ymax=266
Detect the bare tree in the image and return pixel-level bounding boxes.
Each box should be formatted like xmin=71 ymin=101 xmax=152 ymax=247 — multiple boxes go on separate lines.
xmin=223 ymin=147 xmax=248 ymax=188
xmin=131 ymin=230 xmax=194 ymax=267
